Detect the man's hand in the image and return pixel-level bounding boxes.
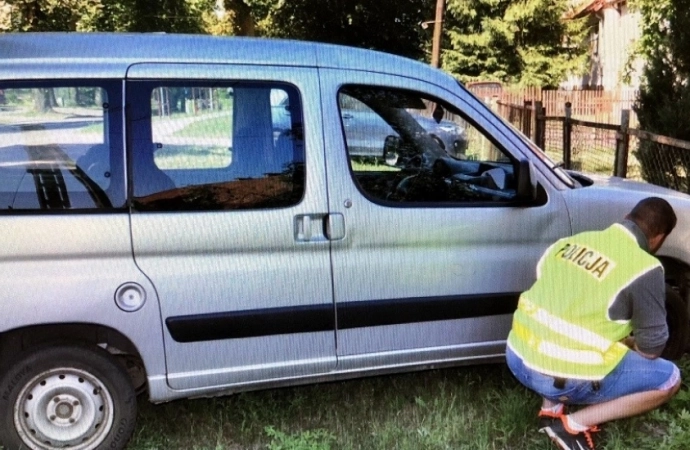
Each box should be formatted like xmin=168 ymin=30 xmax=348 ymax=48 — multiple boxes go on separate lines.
xmin=620 ymin=335 xmax=659 ymax=359
xmin=621 ymin=336 xmax=636 ymax=349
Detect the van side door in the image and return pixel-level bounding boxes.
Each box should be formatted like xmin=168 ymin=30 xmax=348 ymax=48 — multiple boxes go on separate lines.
xmin=318 ymin=70 xmax=571 ymax=370
xmin=126 ymin=64 xmax=335 ymax=391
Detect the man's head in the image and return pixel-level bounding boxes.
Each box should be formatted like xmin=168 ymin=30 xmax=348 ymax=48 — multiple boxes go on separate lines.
xmin=626 ymin=197 xmax=677 ymax=254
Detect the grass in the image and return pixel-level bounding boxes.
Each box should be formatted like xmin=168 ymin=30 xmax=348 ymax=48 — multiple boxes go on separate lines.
xmin=128 ymin=355 xmax=690 ymax=449
xmin=154 ymin=145 xmax=231 ymax=170
xmin=172 ymin=114 xmax=232 ymax=139
xmin=350 ymin=159 xmax=400 ymax=172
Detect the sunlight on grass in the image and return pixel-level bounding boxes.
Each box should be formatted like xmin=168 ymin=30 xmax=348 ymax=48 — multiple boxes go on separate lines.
xmin=154 ymin=146 xmax=231 ymax=170
xmin=350 ymin=159 xmax=400 ymax=172
xmin=173 ymin=114 xmax=232 ymax=139
xmin=128 ymin=356 xmax=690 ymax=449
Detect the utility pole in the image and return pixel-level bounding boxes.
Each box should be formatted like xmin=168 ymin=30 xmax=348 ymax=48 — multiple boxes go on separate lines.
xmin=431 ymin=0 xmax=445 ymax=68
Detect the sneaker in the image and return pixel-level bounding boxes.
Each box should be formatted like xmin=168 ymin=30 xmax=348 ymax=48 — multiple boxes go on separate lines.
xmin=538 ymin=405 xmax=565 ymax=431
xmin=542 ymin=415 xmax=599 ymax=450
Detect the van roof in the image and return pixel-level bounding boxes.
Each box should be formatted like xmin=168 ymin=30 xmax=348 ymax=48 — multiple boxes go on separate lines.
xmin=0 ymin=32 xmax=452 ymax=87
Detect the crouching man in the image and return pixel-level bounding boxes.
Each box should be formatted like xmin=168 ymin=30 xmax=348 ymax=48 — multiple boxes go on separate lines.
xmin=506 ymin=197 xmax=682 ymax=450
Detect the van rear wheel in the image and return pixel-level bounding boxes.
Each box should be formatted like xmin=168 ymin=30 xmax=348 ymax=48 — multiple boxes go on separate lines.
xmin=0 ymin=345 xmax=137 ymax=450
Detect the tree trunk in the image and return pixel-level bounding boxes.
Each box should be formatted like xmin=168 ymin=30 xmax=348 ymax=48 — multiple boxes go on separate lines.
xmin=226 ymin=0 xmax=255 ymax=36
xmin=33 ymin=89 xmax=52 ymax=113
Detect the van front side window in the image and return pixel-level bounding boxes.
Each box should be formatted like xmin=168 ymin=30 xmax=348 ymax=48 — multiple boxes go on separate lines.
xmin=339 ymin=85 xmax=517 ymax=205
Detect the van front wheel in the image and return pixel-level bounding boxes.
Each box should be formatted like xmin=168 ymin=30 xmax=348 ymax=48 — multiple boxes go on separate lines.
xmin=661 ymin=286 xmax=689 ymax=360
xmin=0 ymin=345 xmax=137 ymax=450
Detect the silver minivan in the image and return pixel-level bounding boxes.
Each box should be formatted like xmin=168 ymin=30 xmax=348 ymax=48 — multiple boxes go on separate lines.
xmin=1 ymin=33 xmax=689 ymax=450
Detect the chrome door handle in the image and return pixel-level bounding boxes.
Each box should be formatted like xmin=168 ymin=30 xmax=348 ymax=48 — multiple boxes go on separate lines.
xmin=294 ymin=214 xmax=345 ymax=242
xmin=325 ymin=213 xmax=345 ymax=241
xmin=295 ymin=214 xmax=313 ymax=241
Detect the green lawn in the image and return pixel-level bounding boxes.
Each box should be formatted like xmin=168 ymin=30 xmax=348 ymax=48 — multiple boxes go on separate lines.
xmin=154 ymin=145 xmax=231 ymax=170
xmin=173 ymin=114 xmax=232 ymax=138
xmin=128 ymin=356 xmax=690 ymax=449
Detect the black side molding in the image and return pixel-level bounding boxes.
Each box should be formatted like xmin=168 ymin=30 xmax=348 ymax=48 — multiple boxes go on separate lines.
xmin=166 ymin=293 xmax=519 ymax=343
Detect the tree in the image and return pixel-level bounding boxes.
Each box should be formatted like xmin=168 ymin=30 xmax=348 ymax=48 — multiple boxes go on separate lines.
xmin=3 ymin=0 xmax=204 ymax=32
xmin=442 ymin=0 xmax=589 ymax=86
xmin=2 ymin=0 xmax=101 ymax=31
xmin=190 ymin=0 xmax=263 ymax=36
xmin=89 ymin=0 xmax=203 ymax=33
xmin=262 ymin=0 xmax=435 ymax=60
xmin=632 ymin=0 xmax=690 ymax=193
xmin=2 ymin=0 xmax=435 ymax=60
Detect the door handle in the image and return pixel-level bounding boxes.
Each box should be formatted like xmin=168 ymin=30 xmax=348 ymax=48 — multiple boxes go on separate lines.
xmin=325 ymin=213 xmax=345 ymax=241
xmin=295 ymin=214 xmax=314 ymax=241
xmin=294 ymin=214 xmax=345 ymax=242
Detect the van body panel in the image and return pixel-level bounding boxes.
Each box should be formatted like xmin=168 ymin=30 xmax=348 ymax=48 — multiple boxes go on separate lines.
xmin=0 ymin=215 xmax=167 ymax=377
xmin=317 ymin=68 xmax=572 ymax=369
xmin=124 ymin=63 xmax=336 ymax=390
xmin=0 ymin=33 xmax=318 ymax=71
xmin=562 ymin=179 xmax=690 ymax=265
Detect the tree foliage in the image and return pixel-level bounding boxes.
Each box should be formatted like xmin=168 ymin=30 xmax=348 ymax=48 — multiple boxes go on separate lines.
xmin=442 ymin=0 xmax=589 ymax=86
xmin=632 ymin=0 xmax=690 ymax=193
xmin=1 ymin=0 xmax=434 ymax=60
xmin=1 ymin=0 xmax=592 ymax=87
xmin=261 ymin=0 xmax=434 ymax=60
xmin=1 ymin=0 xmax=101 ymax=31
xmin=2 ymin=0 xmax=204 ymax=32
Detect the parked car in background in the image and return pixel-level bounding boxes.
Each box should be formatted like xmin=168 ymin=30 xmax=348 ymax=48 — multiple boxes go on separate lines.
xmin=272 ymin=92 xmax=468 ymax=159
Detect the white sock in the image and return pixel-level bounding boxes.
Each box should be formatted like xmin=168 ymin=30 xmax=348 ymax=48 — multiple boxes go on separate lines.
xmin=565 ymin=415 xmax=589 ymax=432
xmin=541 ymin=403 xmax=564 ymax=415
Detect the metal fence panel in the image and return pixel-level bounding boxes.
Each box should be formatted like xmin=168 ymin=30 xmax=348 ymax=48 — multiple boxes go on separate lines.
xmin=486 ymin=93 xmax=690 ymax=194
xmin=569 ymin=123 xmax=618 ymax=176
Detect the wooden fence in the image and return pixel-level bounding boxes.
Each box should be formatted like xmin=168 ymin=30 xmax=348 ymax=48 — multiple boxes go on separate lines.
xmin=471 ymin=87 xmax=638 ymax=124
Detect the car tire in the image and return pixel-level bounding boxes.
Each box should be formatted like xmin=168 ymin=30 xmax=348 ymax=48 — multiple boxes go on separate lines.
xmin=661 ymin=286 xmax=689 ymax=360
xmin=0 ymin=344 xmax=137 ymax=450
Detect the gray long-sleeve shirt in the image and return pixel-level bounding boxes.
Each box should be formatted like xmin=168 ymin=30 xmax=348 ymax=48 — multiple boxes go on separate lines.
xmin=607 ymin=220 xmax=668 ymax=356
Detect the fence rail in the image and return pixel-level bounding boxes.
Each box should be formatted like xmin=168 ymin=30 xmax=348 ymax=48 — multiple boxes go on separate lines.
xmin=492 ymin=99 xmax=690 ymax=195
xmin=476 ymin=87 xmax=638 ymax=124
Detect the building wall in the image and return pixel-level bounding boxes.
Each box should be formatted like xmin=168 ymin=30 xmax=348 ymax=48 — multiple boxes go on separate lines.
xmin=598 ymin=3 xmax=642 ymax=89
xmin=564 ymin=1 xmax=643 ymax=90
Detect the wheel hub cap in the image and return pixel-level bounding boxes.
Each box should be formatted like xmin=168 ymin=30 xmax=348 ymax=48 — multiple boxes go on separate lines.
xmin=14 ymin=368 xmax=114 ymax=449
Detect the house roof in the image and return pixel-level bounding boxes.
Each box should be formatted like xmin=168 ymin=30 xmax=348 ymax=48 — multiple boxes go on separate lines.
xmin=565 ymin=0 xmax=625 ymax=19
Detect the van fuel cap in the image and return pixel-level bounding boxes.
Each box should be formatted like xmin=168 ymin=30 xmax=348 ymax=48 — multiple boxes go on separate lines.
xmin=114 ymin=283 xmax=147 ymax=312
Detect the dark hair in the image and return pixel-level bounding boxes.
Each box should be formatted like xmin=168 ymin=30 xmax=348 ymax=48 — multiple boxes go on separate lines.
xmin=628 ymin=197 xmax=677 ymax=237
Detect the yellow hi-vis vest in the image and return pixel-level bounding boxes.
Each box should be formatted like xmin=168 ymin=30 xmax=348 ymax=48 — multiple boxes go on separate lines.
xmin=507 ymin=223 xmax=661 ymax=380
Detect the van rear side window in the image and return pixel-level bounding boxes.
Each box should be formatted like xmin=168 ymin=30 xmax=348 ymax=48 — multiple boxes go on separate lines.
xmin=129 ymin=82 xmax=305 ymax=211
xmin=0 ymin=82 xmax=125 ymax=211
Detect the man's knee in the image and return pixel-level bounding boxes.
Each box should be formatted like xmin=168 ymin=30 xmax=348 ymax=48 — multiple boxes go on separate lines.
xmin=658 ymin=364 xmax=681 ymax=400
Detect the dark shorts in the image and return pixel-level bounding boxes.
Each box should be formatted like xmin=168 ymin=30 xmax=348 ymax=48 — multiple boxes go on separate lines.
xmin=506 ymin=345 xmax=680 ymax=404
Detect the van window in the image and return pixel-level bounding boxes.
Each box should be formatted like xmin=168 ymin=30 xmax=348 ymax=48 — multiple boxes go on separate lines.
xmin=338 ymin=85 xmax=516 ymax=205
xmin=128 ymin=82 xmax=305 ymax=211
xmin=0 ymin=82 xmax=124 ymax=210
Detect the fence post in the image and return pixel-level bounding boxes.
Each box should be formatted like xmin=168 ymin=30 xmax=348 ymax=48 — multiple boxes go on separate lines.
xmin=523 ymin=100 xmax=533 ymax=139
xmin=534 ymin=101 xmax=545 ymax=150
xmin=615 ymin=109 xmax=631 ymax=178
xmin=563 ymin=102 xmax=572 ymax=169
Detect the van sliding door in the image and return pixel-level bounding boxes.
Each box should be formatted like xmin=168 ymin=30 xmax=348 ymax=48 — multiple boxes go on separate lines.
xmin=125 ymin=63 xmax=336 ymax=391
